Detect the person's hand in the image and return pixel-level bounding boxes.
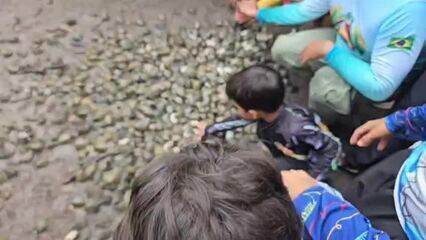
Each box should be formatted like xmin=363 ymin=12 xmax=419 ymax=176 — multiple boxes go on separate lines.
xmin=274 ymin=142 xmax=296 ymax=156
xmin=281 ymin=170 xmax=318 ymax=200
xmin=236 ymin=0 xmax=258 ymax=19
xmin=274 ymin=142 xmax=307 ymax=161
xmin=235 ymin=10 xmax=254 ymax=24
xmin=195 ymin=121 xmax=208 ymax=140
xmin=300 ymin=40 xmax=334 ymax=65
xmin=350 ymin=118 xmax=393 ymax=151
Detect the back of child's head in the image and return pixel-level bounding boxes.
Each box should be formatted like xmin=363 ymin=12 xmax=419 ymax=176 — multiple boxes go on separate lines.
xmin=114 ymin=140 xmax=301 ymax=240
xmin=226 ymin=64 xmax=285 ymax=113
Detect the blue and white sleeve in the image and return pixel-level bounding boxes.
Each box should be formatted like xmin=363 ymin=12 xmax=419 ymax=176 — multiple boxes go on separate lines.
xmin=385 ymin=104 xmax=426 ymax=141
xmin=293 ymin=183 xmax=390 ymax=240
xmin=256 ymin=0 xmax=330 ymax=25
xmin=326 ymin=2 xmax=426 ymax=102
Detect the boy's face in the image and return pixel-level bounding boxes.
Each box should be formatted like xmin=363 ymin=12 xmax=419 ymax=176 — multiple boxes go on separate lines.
xmin=235 ymin=104 xmax=259 ymax=121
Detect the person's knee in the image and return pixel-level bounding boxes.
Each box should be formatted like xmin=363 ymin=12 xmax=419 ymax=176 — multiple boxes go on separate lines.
xmin=309 ymin=67 xmax=352 ymax=116
xmin=271 ymin=34 xmax=300 ymax=66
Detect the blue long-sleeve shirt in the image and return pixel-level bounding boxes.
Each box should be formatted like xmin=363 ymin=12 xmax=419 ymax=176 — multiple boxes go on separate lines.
xmin=385 ymin=105 xmax=426 ymax=239
xmin=257 ymin=0 xmax=426 ymax=102
xmin=385 ymin=104 xmax=426 ymax=141
xmin=293 ymin=183 xmax=390 ymax=239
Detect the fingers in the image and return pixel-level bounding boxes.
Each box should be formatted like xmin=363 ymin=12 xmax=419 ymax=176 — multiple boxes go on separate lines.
xmin=299 ymin=49 xmax=309 ymax=65
xmin=274 ymin=142 xmax=293 ymax=155
xmin=350 ymin=121 xmax=372 ymax=145
xmin=235 ymin=0 xmax=257 ymax=18
xmin=235 ymin=10 xmax=252 ymax=24
xmin=377 ymin=136 xmax=391 ymax=151
xmin=274 ymin=141 xmax=285 ymax=150
xmin=281 ymin=170 xmax=317 ymax=199
xmin=194 ymin=121 xmax=207 ymax=140
xmin=356 ymin=132 xmax=377 ymax=147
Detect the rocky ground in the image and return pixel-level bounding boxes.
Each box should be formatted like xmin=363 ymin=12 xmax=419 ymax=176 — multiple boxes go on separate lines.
xmin=0 ymin=0 xmax=304 ymax=240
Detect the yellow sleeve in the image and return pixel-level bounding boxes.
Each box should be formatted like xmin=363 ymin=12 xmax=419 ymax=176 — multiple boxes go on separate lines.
xmin=257 ymin=0 xmax=282 ymax=8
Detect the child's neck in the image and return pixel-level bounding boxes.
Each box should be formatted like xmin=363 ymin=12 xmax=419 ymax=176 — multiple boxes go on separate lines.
xmin=261 ymin=109 xmax=281 ymax=123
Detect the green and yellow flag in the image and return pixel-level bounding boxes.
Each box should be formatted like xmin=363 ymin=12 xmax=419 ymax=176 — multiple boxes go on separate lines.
xmin=388 ymin=36 xmax=415 ymax=51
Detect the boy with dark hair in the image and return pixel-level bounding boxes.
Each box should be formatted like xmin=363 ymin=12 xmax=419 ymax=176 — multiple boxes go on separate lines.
xmin=198 ymin=64 xmax=342 ymax=177
xmin=114 ymin=140 xmax=390 ymax=240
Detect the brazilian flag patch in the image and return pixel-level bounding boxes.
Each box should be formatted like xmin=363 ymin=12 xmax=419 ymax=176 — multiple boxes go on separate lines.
xmin=388 ymin=36 xmax=415 ymax=50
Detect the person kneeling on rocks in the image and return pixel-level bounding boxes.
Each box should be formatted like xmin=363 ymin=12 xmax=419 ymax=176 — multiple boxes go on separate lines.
xmin=235 ymin=0 xmax=426 ymax=125
xmin=114 ymin=140 xmax=390 ymax=240
xmin=197 ymin=64 xmax=342 ymax=178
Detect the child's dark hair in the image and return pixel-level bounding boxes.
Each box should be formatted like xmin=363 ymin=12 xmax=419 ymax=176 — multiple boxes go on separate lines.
xmin=226 ymin=64 xmax=285 ymax=113
xmin=114 ymin=140 xmax=301 ymax=240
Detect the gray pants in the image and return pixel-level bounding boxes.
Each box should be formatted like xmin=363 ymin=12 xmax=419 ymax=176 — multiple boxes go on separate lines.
xmin=272 ymin=28 xmax=353 ymax=120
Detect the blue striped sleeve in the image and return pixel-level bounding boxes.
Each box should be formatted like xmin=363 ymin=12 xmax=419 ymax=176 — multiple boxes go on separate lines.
xmin=293 ymin=183 xmax=390 ymax=239
xmin=385 ymin=104 xmax=426 ymax=141
xmin=256 ymin=0 xmax=330 ymax=25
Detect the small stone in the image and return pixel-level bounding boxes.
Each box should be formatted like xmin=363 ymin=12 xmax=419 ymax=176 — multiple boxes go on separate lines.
xmin=96 ymin=229 xmax=112 ymax=240
xmin=35 ymin=159 xmax=49 ymax=169
xmin=71 ymin=195 xmax=85 ymax=208
xmin=101 ymin=12 xmax=110 ymax=22
xmin=0 ymin=142 xmax=15 ymax=159
xmin=118 ymin=138 xmax=130 ymax=146
xmin=134 ymin=118 xmax=150 ymax=131
xmin=256 ymin=33 xmax=272 ymax=42
xmin=57 ymin=133 xmax=72 ymax=144
xmin=74 ymin=137 xmax=88 ymax=150
xmin=64 ymin=230 xmax=79 ymax=240
xmin=0 ymin=36 xmax=19 ymax=44
xmin=0 ymin=92 xmax=11 ymax=103
xmin=16 ymin=50 xmax=28 ymax=58
xmin=76 ymin=163 xmax=97 ymax=182
xmin=187 ymin=8 xmax=197 ymax=15
xmin=7 ymin=64 xmax=20 ymax=74
xmin=34 ymin=218 xmax=48 ymax=234
xmin=28 ymin=141 xmax=44 ymax=152
xmin=119 ymin=39 xmax=133 ymax=51
xmin=3 ymin=169 xmax=18 ymax=180
xmin=65 ymin=19 xmax=77 ymax=26
xmin=72 ymin=210 xmax=88 ymax=230
xmin=17 ymin=130 xmax=31 ymax=143
xmin=94 ymin=140 xmax=108 ymax=153
xmin=0 ymin=188 xmax=12 ymax=200
xmin=158 ymin=14 xmax=166 ymax=21
xmin=135 ymin=19 xmax=145 ymax=27
xmin=101 ymin=168 xmax=121 ymax=189
xmin=1 ymin=49 xmax=13 ymax=58
xmin=84 ymin=198 xmax=101 ymax=213
xmin=154 ymin=145 xmax=164 ymax=156
xmin=16 ymin=151 xmax=34 ymax=164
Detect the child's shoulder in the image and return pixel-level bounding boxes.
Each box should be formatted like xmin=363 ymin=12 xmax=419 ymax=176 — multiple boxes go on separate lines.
xmin=283 ymin=104 xmax=316 ymax=121
xmin=279 ymin=104 xmax=326 ymax=134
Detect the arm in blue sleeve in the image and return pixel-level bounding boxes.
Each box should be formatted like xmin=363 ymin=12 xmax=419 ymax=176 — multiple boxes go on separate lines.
xmin=204 ymin=115 xmax=254 ymax=139
xmin=256 ymin=0 xmax=330 ymax=25
xmin=293 ymin=183 xmax=390 ymax=240
xmin=385 ymin=104 xmax=426 ymax=141
xmin=325 ymin=2 xmax=426 ymax=102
